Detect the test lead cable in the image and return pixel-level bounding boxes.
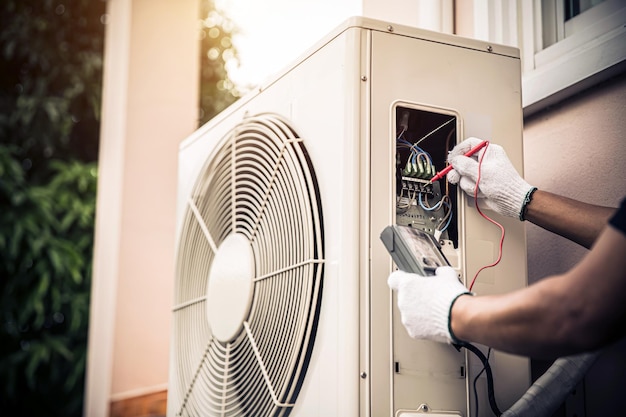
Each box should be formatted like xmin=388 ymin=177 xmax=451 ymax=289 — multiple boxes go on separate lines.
xmin=468 ymin=141 xmax=506 ymax=291
xmin=429 ymin=139 xmax=489 ymax=183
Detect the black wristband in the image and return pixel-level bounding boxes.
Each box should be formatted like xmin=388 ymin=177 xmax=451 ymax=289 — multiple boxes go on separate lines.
xmin=448 ymin=292 xmax=472 ymax=344
xmin=519 ymin=187 xmax=538 ymax=221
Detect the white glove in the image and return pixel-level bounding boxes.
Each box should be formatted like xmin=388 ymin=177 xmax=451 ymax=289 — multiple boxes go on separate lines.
xmin=387 ymin=266 xmax=471 ymax=344
xmin=447 ymin=137 xmax=535 ymax=219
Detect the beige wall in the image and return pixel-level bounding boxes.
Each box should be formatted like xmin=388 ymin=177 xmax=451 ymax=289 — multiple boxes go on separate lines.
xmin=524 ymin=73 xmax=626 ymax=282
xmin=524 ymin=72 xmax=626 ymax=414
xmin=85 ymin=0 xmax=199 ymax=416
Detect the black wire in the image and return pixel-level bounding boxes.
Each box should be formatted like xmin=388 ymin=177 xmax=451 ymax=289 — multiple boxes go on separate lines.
xmin=472 ymin=347 xmax=492 ymax=417
xmin=455 ymin=342 xmax=501 ymax=416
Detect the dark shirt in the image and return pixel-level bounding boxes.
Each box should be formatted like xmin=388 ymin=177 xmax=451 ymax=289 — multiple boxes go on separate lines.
xmin=609 ymin=198 xmax=626 ymax=236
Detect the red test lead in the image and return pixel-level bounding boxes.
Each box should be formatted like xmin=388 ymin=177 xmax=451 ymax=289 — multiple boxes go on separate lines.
xmin=430 ymin=139 xmax=489 ymax=183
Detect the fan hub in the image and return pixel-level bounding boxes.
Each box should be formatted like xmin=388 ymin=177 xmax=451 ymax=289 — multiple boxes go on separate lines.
xmin=206 ymin=233 xmax=255 ymax=342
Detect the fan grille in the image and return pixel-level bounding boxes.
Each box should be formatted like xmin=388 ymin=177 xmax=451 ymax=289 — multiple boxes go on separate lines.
xmin=172 ymin=113 xmax=324 ymax=417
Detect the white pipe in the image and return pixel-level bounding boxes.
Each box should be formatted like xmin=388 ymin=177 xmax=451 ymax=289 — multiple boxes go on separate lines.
xmin=502 ymin=351 xmax=600 ymax=417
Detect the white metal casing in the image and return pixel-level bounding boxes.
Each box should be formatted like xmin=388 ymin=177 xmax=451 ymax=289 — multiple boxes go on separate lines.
xmin=171 ymin=17 xmax=530 ymax=417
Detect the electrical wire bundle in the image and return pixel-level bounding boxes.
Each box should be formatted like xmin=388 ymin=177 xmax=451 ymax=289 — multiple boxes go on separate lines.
xmin=396 ymin=128 xmax=453 ymax=234
xmin=454 ymin=342 xmax=501 ymax=416
xmin=418 ymin=193 xmax=452 ymax=235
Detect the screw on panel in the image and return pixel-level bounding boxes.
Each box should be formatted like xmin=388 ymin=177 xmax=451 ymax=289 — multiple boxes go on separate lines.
xmin=487 ymin=45 xmax=493 ymax=52
xmin=387 ymin=25 xmax=394 ymax=32
xmin=418 ymin=403 xmax=429 ymax=412
xmin=360 ymin=371 xmax=367 ymax=379
xmin=361 ymin=75 xmax=368 ymax=82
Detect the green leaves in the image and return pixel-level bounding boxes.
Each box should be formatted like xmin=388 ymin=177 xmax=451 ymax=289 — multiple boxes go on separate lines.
xmin=0 ymin=150 xmax=97 ymax=416
xmin=0 ymin=0 xmax=105 ymax=165
xmin=0 ymin=2 xmax=103 ymax=415
xmin=0 ymin=1 xmax=243 ymax=415
xmin=199 ymin=0 xmax=244 ymax=125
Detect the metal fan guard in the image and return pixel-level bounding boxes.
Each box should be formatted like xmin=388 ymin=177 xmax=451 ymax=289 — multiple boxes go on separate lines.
xmin=171 ymin=113 xmax=324 ymax=417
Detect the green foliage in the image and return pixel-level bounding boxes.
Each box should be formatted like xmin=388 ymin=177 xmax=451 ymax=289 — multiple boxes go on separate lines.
xmin=199 ymin=0 xmax=246 ymax=125
xmin=0 ymin=0 xmax=105 ymax=415
xmin=0 ymin=0 xmax=106 ymax=169
xmin=0 ymin=0 xmax=241 ymax=415
xmin=0 ymin=147 xmax=97 ymax=416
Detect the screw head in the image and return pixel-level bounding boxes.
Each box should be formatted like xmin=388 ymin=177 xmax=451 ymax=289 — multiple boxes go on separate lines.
xmin=360 ymin=75 xmax=368 ymax=82
xmin=387 ymin=25 xmax=394 ymax=32
xmin=360 ymin=371 xmax=367 ymax=379
xmin=487 ymin=45 xmax=493 ymax=52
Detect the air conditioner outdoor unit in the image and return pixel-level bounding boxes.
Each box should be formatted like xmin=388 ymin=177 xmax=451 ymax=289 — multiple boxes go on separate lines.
xmin=168 ymin=17 xmax=530 ymax=417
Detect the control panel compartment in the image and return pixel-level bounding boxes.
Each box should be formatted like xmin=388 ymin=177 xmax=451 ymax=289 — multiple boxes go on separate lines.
xmin=394 ymin=103 xmax=460 ymax=267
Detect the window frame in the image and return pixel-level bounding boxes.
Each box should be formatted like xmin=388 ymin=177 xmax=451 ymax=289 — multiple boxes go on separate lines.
xmin=472 ymin=0 xmax=626 ymax=116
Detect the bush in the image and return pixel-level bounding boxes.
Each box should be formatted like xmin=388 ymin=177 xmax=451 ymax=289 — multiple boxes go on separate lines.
xmin=0 ymin=146 xmax=97 ymax=416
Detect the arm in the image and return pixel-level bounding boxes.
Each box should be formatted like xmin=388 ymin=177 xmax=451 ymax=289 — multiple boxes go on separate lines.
xmin=524 ymin=190 xmax=615 ymax=249
xmin=447 ymin=138 xmax=616 ymax=248
xmin=451 ymin=224 xmax=626 ymax=358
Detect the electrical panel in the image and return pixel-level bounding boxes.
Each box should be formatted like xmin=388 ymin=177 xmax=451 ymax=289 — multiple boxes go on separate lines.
xmin=394 ymin=104 xmax=460 ymax=267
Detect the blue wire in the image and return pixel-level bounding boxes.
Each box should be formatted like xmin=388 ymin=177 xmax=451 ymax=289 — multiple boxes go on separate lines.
xmin=418 ymin=196 xmax=453 ymax=232
xmin=414 ymin=147 xmax=433 ymax=165
xmin=397 ymin=138 xmax=412 ymax=147
xmin=418 ymin=193 xmax=443 ymax=211
xmin=397 ymin=136 xmax=433 ymax=170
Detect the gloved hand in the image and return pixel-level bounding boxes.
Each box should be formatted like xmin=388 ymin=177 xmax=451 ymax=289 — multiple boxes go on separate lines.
xmin=387 ymin=266 xmax=471 ymax=344
xmin=447 ymin=137 xmax=535 ymax=219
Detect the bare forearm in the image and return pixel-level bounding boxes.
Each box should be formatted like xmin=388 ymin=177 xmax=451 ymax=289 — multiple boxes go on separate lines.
xmin=451 ymin=227 xmax=626 ymax=358
xmin=524 ymin=190 xmax=616 ymax=249
xmin=450 ymin=281 xmax=585 ymax=358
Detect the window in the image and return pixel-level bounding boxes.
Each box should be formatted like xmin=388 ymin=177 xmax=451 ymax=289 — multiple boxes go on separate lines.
xmin=473 ymin=0 xmax=626 ymax=115
xmin=566 ymin=0 xmax=607 ymax=21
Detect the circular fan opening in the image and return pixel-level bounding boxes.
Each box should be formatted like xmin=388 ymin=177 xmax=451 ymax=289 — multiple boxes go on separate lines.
xmin=171 ymin=113 xmax=324 ymax=417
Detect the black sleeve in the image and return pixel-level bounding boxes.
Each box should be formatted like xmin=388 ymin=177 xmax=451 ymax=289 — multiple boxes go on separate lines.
xmin=609 ymin=198 xmax=626 ymax=236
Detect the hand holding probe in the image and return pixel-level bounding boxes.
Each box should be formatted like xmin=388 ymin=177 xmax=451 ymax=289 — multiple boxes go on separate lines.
xmin=429 ymin=140 xmax=489 ymax=183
